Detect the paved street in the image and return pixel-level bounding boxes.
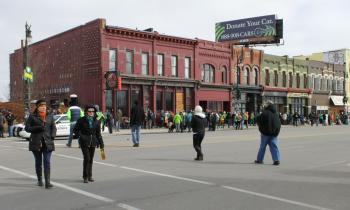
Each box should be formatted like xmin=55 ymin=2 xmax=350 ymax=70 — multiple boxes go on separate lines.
xmin=0 ymin=125 xmax=350 ymax=210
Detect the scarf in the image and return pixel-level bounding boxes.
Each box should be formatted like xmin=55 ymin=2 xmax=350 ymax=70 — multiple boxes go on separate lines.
xmin=38 ymin=111 xmax=46 ymax=122
xmin=87 ymin=116 xmax=94 ymax=129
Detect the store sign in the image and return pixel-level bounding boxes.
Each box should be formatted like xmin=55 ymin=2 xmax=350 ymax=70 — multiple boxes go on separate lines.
xmin=288 ymin=93 xmax=309 ymax=98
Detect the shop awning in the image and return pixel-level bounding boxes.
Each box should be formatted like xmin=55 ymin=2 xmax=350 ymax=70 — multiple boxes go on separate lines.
xmin=330 ymin=96 xmax=344 ymax=106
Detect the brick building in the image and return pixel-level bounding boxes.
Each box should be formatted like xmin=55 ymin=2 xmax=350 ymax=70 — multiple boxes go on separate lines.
xmin=10 ymin=19 xmax=238 ymax=116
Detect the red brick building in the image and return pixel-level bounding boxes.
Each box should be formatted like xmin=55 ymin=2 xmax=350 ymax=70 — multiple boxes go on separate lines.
xmin=10 ymin=19 xmax=262 ymax=116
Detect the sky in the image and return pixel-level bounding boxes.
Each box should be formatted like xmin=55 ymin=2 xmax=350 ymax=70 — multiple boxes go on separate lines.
xmin=1 ymin=0 xmax=349 ymax=101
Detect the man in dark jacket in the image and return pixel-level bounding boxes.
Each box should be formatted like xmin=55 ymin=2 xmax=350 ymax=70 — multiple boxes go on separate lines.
xmin=255 ymin=100 xmax=281 ymax=165
xmin=130 ymin=101 xmax=144 ymax=147
xmin=191 ymin=105 xmax=207 ymax=161
xmin=25 ymin=99 xmax=57 ymax=188
xmin=74 ymin=105 xmax=104 ymax=183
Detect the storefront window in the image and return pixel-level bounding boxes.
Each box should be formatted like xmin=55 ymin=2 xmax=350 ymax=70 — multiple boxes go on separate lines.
xmin=131 ymin=90 xmax=140 ymax=107
xmin=117 ymin=91 xmax=128 ymax=117
xmin=156 ymin=92 xmax=163 ymax=111
xmin=165 ymin=92 xmax=173 ymax=111
xmin=105 ymin=90 xmax=112 ymax=110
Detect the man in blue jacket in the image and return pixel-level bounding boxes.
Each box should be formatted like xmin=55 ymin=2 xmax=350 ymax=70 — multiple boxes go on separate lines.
xmin=255 ymin=100 xmax=281 ymax=166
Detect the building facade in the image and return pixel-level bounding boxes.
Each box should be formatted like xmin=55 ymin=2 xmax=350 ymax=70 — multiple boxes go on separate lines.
xmin=232 ymin=47 xmax=264 ymax=114
xmin=10 ymin=19 xmax=235 ymax=116
xmin=262 ymin=54 xmax=311 ymax=115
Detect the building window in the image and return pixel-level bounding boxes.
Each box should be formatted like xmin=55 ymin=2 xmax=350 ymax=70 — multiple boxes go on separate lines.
xmin=185 ymin=57 xmax=191 ymax=79
xmin=109 ymin=49 xmax=117 ymax=71
xmin=289 ymin=72 xmax=293 ymax=88
xmin=156 ymin=92 xmax=163 ymax=111
xmin=165 ymin=92 xmax=173 ymax=111
xmin=171 ymin=55 xmax=178 ymax=76
xmin=141 ymin=52 xmax=149 ymax=75
xmin=282 ymin=71 xmax=287 ymax=87
xmin=237 ymin=68 xmax=241 ymax=84
xmin=315 ymin=77 xmax=321 ymax=90
xmin=254 ymin=68 xmax=259 ymax=85
xmin=265 ymin=69 xmax=270 ymax=86
xmin=328 ymin=78 xmax=332 ymax=91
xmin=202 ymin=64 xmax=215 ymax=83
xmin=244 ymin=67 xmax=250 ymax=85
xmin=157 ymin=54 xmax=164 ymax=76
xmin=296 ymin=73 xmax=300 ymax=88
xmin=221 ymin=66 xmax=227 ymax=84
xmin=303 ymin=74 xmax=308 ymax=89
xmin=117 ymin=90 xmax=128 ymax=117
xmin=126 ymin=50 xmax=133 ymax=74
xmin=274 ymin=70 xmax=278 ymax=87
xmin=333 ymin=79 xmax=337 ymax=91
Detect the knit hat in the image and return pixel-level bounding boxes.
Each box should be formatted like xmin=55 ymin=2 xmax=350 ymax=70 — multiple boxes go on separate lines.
xmin=84 ymin=104 xmax=97 ymax=113
xmin=35 ymin=99 xmax=46 ymax=107
xmin=194 ymin=105 xmax=203 ymax=115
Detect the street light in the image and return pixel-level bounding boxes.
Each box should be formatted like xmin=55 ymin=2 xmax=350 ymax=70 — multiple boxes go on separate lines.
xmin=234 ymin=49 xmax=243 ymax=113
xmin=23 ymin=22 xmax=32 ymax=118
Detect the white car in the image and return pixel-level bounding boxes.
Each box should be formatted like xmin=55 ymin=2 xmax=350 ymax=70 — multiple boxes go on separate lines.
xmin=19 ymin=114 xmax=70 ymax=139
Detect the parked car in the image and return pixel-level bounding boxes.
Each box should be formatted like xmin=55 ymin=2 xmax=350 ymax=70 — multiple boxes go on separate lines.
xmin=18 ymin=114 xmax=70 ymax=140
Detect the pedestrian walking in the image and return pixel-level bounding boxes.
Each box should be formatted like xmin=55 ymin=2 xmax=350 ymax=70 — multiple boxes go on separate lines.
xmin=5 ymin=111 xmax=15 ymax=137
xmin=115 ymin=109 xmax=122 ymax=131
xmin=255 ymin=100 xmax=281 ymax=166
xmin=25 ymin=99 xmax=57 ymax=188
xmin=105 ymin=109 xmax=114 ymax=134
xmin=74 ymin=105 xmax=104 ymax=183
xmin=0 ymin=112 xmax=5 ymax=138
xmin=130 ymin=101 xmax=145 ymax=147
xmin=191 ymin=105 xmax=206 ymax=161
xmin=66 ymin=94 xmax=84 ymax=147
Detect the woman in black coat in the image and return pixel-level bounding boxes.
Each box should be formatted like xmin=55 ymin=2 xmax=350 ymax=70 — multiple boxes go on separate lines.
xmin=25 ymin=99 xmax=57 ymax=189
xmin=74 ymin=105 xmax=104 ymax=183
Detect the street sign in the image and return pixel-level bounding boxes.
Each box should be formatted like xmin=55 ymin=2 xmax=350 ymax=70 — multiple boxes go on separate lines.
xmin=23 ymin=66 xmax=33 ymax=82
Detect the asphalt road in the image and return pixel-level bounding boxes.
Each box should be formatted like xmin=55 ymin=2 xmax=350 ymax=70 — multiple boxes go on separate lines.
xmin=0 ymin=125 xmax=350 ymax=210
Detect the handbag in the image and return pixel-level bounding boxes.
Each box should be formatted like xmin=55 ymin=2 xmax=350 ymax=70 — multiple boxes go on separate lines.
xmin=100 ymin=148 xmax=106 ymax=160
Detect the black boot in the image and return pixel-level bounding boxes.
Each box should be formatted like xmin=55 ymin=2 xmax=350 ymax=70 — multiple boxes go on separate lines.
xmin=36 ymin=169 xmax=43 ymax=187
xmin=44 ymin=169 xmax=53 ymax=189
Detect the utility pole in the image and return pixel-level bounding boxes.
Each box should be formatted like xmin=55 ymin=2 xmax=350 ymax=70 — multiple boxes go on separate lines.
xmin=22 ymin=22 xmax=32 ymax=119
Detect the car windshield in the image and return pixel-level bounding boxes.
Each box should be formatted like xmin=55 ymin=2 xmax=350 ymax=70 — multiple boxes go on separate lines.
xmin=54 ymin=115 xmax=69 ymax=123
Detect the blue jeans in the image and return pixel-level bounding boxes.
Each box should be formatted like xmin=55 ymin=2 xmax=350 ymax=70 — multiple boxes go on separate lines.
xmin=32 ymin=151 xmax=52 ymax=173
xmin=67 ymin=121 xmax=77 ymax=146
xmin=256 ymin=134 xmax=280 ymax=162
xmin=8 ymin=125 xmax=14 ymax=137
xmin=131 ymin=125 xmax=141 ymax=144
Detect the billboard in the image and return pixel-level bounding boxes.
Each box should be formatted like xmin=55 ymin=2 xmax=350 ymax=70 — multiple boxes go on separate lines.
xmin=215 ymin=15 xmax=282 ymax=45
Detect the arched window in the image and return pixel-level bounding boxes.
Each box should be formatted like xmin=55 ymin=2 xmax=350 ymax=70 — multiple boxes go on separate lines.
xmin=246 ymin=67 xmax=250 ymax=85
xmin=328 ymin=78 xmax=332 ymax=91
xmin=202 ymin=64 xmax=215 ymax=83
xmin=221 ymin=66 xmax=227 ymax=84
xmin=265 ymin=69 xmax=270 ymax=86
xmin=282 ymin=71 xmax=287 ymax=87
xmin=243 ymin=67 xmax=250 ymax=85
xmin=252 ymin=67 xmax=258 ymax=85
xmin=237 ymin=67 xmax=241 ymax=85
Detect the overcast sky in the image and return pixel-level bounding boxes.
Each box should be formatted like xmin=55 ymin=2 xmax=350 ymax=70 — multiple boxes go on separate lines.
xmin=1 ymin=0 xmax=349 ymax=101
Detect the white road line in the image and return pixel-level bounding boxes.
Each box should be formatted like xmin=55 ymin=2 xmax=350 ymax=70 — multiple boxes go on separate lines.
xmin=222 ymin=185 xmax=333 ymax=210
xmin=0 ymin=164 xmax=114 ymax=203
xmin=120 ymin=166 xmax=215 ymax=186
xmin=54 ymin=154 xmax=119 ymax=167
xmin=118 ymin=203 xmax=142 ymax=210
